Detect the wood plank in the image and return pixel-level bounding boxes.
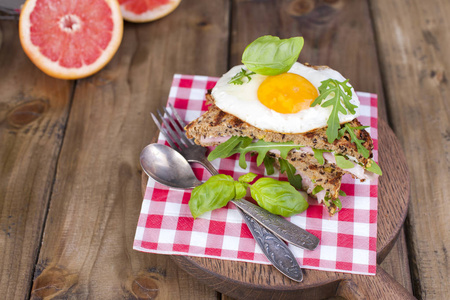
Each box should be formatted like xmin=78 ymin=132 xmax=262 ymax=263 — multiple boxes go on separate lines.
xmin=29 ymin=0 xmax=229 ymax=298
xmin=0 ymin=21 xmax=73 ymax=299
xmin=369 ymin=0 xmax=450 ymax=298
xmin=380 ymin=228 xmax=413 ymax=292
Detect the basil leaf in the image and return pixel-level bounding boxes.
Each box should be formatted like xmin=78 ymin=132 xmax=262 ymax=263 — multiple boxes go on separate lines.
xmin=263 ymin=155 xmax=275 ymax=175
xmin=278 ymin=158 xmax=303 ymax=190
xmin=250 ymin=178 xmax=308 ymax=217
xmin=242 ymin=36 xmax=304 ymax=76
xmin=334 ymin=154 xmax=355 ymax=169
xmin=366 ymin=159 xmax=382 ymax=175
xmin=312 ymin=185 xmax=324 ymax=195
xmin=189 ymin=175 xmax=236 ymax=218
xmin=234 ymin=181 xmax=248 ymax=199
xmin=238 ymin=172 xmax=257 ymax=183
xmin=312 ymin=148 xmax=331 ymax=165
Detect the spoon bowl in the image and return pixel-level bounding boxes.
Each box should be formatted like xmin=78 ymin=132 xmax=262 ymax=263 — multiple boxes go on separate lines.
xmin=140 ymin=143 xmax=202 ymax=189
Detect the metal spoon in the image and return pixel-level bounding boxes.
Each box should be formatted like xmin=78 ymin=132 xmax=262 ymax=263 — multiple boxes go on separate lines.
xmin=140 ymin=143 xmax=320 ymax=251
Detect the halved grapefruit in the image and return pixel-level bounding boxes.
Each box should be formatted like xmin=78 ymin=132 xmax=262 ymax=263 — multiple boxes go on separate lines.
xmin=19 ymin=0 xmax=123 ymax=80
xmin=119 ymin=0 xmax=181 ymax=23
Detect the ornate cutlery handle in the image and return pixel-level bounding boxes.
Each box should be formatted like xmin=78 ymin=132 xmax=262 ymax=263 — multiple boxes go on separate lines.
xmin=232 ymin=199 xmax=320 ymax=251
xmin=236 ymin=208 xmax=303 ymax=282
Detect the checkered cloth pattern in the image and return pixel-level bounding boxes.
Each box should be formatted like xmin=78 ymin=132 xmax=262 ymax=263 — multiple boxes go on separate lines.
xmin=134 ymin=74 xmax=379 ymax=275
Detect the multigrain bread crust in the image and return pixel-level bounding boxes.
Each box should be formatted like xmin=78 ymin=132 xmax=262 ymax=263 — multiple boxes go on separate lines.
xmin=186 ymin=94 xmax=374 ymax=166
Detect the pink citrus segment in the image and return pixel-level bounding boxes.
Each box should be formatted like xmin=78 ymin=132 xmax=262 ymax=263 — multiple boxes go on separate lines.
xmin=119 ymin=0 xmax=181 ymax=23
xmin=19 ymin=0 xmax=123 ymax=79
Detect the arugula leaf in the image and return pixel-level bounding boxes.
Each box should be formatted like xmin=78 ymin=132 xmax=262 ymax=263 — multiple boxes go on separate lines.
xmin=312 ymin=148 xmax=331 ymax=165
xmin=366 ymin=159 xmax=383 ymax=175
xmin=312 ymin=185 xmax=324 ymax=195
xmin=208 ymin=137 xmax=303 ymax=170
xmin=242 ymin=36 xmax=304 ymax=76
xmin=207 ymin=136 xmax=251 ymax=161
xmin=228 ymin=68 xmax=255 ymax=85
xmin=263 ymin=155 xmax=275 ymax=175
xmin=240 ymin=140 xmax=302 ymax=168
xmin=338 ymin=123 xmax=370 ymax=159
xmin=189 ymin=175 xmax=237 ymax=219
xmin=278 ymin=158 xmax=303 ymax=190
xmin=338 ymin=190 xmax=347 ymax=197
xmin=311 ymin=79 xmax=357 ymax=143
xmin=332 ymin=198 xmax=342 ymax=211
xmin=334 ymin=154 xmax=355 ymax=169
xmin=250 ymin=177 xmax=308 ymax=217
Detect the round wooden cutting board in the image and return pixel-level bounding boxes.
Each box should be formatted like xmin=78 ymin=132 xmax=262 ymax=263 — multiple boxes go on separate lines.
xmin=142 ymin=120 xmax=414 ymax=299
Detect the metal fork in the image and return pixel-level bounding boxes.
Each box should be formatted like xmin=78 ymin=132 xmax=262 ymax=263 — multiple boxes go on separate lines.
xmin=151 ymin=103 xmax=218 ymax=176
xmin=151 ymin=103 xmax=319 ymax=252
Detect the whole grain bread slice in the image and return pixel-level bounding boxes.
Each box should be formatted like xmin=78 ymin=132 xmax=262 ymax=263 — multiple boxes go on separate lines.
xmin=186 ymin=94 xmax=374 ymax=166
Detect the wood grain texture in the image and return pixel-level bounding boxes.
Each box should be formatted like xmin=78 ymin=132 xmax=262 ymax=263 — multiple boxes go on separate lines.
xmin=380 ymin=229 xmax=413 ymax=293
xmin=30 ymin=0 xmax=229 ymax=298
xmin=369 ymin=0 xmax=450 ymax=298
xmin=0 ymin=21 xmax=73 ymax=299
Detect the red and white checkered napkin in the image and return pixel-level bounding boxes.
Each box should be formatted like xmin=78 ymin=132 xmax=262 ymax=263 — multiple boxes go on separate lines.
xmin=134 ymin=74 xmax=379 ymax=275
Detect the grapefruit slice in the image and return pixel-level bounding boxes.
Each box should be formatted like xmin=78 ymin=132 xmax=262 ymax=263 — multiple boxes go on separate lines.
xmin=119 ymin=0 xmax=181 ymax=23
xmin=19 ymin=0 xmax=123 ymax=80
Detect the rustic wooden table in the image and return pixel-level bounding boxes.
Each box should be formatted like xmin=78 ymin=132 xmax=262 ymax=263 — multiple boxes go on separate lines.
xmin=0 ymin=0 xmax=448 ymax=299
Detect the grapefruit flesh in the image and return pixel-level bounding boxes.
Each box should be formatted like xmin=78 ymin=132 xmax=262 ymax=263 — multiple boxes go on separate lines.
xmin=19 ymin=0 xmax=123 ymax=79
xmin=119 ymin=0 xmax=181 ymax=23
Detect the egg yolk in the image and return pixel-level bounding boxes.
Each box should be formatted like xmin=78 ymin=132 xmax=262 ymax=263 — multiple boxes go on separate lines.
xmin=257 ymin=73 xmax=319 ymax=114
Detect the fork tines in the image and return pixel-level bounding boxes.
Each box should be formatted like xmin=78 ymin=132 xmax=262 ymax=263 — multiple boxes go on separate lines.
xmin=151 ymin=104 xmax=194 ymax=151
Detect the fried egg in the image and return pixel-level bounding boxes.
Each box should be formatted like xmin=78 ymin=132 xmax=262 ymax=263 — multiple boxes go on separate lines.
xmin=211 ymin=62 xmax=360 ymax=133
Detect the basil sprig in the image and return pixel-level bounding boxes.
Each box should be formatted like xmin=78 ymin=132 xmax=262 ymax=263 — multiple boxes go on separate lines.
xmin=189 ymin=173 xmax=308 ymax=218
xmin=242 ymin=36 xmax=304 ymax=76
xmin=189 ymin=174 xmax=247 ymax=219
xmin=250 ymin=178 xmax=307 ymax=217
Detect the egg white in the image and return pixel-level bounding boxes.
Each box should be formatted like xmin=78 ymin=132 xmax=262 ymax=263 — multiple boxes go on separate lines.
xmin=211 ymin=62 xmax=360 ymax=134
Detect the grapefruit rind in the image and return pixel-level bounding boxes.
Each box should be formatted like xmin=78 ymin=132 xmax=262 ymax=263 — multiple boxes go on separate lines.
xmin=120 ymin=0 xmax=181 ymax=23
xmin=19 ymin=0 xmax=124 ymax=80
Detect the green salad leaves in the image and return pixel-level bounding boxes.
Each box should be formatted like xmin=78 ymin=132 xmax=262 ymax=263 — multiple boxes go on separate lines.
xmin=242 ymin=36 xmax=304 ymax=76
xmin=189 ymin=173 xmax=308 ymax=219
xmin=311 ymin=79 xmax=357 ymax=143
